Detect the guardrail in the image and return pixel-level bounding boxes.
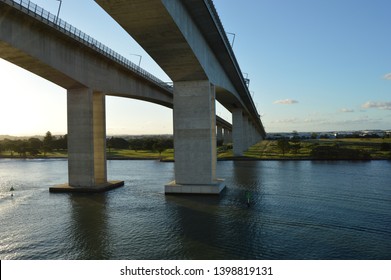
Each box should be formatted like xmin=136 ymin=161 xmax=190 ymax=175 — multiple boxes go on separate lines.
xmin=204 ymin=0 xmax=260 ymax=119
xmin=1 ymin=0 xmax=173 ymax=92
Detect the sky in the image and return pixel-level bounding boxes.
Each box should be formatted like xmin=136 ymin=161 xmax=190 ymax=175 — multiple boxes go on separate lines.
xmin=1 ymin=0 xmax=390 ymax=136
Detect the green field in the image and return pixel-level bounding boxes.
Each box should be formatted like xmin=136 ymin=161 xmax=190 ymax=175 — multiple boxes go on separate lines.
xmin=1 ymin=138 xmax=390 ymax=160
xmin=238 ymin=138 xmax=391 ymax=160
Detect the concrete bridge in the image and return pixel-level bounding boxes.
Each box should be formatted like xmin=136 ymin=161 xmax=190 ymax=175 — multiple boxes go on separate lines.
xmin=0 ymin=0 xmax=266 ymax=194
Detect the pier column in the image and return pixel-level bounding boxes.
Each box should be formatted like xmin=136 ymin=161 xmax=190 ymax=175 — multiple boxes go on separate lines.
xmin=243 ymin=117 xmax=250 ymax=150
xmin=67 ymin=88 xmax=106 ymax=187
xmin=217 ymin=125 xmax=223 ymax=143
xmin=232 ymin=108 xmax=244 ymax=156
xmin=50 ymin=87 xmax=123 ymax=193
xmin=165 ymin=80 xmax=225 ymax=194
xmin=223 ymin=128 xmax=231 ymax=144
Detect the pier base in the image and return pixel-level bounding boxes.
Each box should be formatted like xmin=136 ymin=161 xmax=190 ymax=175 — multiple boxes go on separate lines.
xmin=165 ymin=179 xmax=225 ymax=195
xmin=49 ymin=180 xmax=124 ymax=193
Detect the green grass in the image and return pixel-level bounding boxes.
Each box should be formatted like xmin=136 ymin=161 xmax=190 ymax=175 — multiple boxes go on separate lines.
xmin=107 ymin=148 xmax=174 ymax=160
xmin=1 ymin=138 xmax=390 ymax=160
xmin=240 ymin=138 xmax=391 ymax=160
xmin=0 ymin=150 xmax=68 ymax=158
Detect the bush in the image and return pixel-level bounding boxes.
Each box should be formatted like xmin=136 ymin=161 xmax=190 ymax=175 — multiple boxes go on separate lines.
xmin=310 ymin=145 xmax=371 ymax=160
xmin=380 ymin=142 xmax=391 ymax=151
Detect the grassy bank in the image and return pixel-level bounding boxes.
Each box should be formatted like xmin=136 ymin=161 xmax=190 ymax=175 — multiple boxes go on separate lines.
xmin=1 ymin=138 xmax=390 ymax=160
xmin=239 ymin=138 xmax=391 ymax=160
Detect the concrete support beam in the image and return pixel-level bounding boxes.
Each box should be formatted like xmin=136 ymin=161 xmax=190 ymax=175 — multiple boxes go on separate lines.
xmin=217 ymin=125 xmax=223 ymax=143
xmin=223 ymin=128 xmax=231 ymax=144
xmin=232 ymin=108 xmax=244 ymax=156
xmin=165 ymin=80 xmax=225 ymax=194
xmin=50 ymin=87 xmax=123 ymax=193
xmin=243 ymin=117 xmax=250 ymax=150
xmin=68 ymin=88 xmax=106 ymax=186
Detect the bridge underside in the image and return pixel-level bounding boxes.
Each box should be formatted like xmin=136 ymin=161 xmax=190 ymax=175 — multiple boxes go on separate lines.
xmin=95 ymin=0 xmax=264 ymax=194
xmin=1 ymin=0 xmax=264 ymax=195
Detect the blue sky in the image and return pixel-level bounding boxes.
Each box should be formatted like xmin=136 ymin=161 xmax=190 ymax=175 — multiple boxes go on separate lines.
xmin=1 ymin=0 xmax=390 ymax=136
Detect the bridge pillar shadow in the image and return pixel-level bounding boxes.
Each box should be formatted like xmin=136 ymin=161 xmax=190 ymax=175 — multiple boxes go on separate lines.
xmin=165 ymin=80 xmax=225 ymax=194
xmin=50 ymin=87 xmax=123 ymax=193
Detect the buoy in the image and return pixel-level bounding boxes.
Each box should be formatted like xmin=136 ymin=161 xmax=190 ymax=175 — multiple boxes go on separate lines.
xmin=246 ymin=191 xmax=251 ymax=207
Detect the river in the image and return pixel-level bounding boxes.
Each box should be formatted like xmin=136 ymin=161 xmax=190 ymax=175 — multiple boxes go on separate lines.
xmin=0 ymin=159 xmax=390 ymax=259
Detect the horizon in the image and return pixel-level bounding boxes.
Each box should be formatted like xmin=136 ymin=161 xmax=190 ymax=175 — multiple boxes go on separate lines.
xmin=1 ymin=128 xmax=390 ymax=140
xmin=1 ymin=0 xmax=390 ymax=136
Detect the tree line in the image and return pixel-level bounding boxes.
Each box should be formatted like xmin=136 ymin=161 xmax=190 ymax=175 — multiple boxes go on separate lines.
xmin=108 ymin=136 xmax=173 ymax=155
xmin=0 ymin=131 xmax=67 ymax=157
xmin=0 ymin=132 xmax=174 ymax=157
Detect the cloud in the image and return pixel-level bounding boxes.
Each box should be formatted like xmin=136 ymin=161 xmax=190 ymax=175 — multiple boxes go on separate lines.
xmin=383 ymin=73 xmax=391 ymax=80
xmin=271 ymin=118 xmax=299 ymax=124
xmin=340 ymin=108 xmax=354 ymax=113
xmin=273 ymin=99 xmax=298 ymax=105
xmin=361 ymin=101 xmax=391 ymax=110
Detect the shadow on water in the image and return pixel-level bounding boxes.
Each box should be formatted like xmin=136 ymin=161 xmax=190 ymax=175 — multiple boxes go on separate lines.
xmin=163 ymin=161 xmax=271 ymax=259
xmin=67 ymin=193 xmax=111 ymax=259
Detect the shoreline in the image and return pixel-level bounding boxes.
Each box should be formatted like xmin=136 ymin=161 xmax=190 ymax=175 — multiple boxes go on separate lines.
xmin=1 ymin=155 xmax=389 ymax=161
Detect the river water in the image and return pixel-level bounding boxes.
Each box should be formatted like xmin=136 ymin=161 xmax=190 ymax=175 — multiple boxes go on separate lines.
xmin=0 ymin=159 xmax=390 ymax=260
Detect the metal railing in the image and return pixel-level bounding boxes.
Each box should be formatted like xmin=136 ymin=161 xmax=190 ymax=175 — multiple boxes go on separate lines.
xmin=2 ymin=0 xmax=173 ymax=92
xmin=204 ymin=0 xmax=260 ymax=119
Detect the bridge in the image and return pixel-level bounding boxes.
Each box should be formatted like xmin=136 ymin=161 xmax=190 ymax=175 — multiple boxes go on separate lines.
xmin=0 ymin=0 xmax=266 ymax=194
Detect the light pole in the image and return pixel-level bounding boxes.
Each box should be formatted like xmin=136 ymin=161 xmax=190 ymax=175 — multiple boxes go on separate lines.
xmin=226 ymin=32 xmax=236 ymax=47
xmin=55 ymin=0 xmax=62 ymax=24
xmin=129 ymin=54 xmax=142 ymax=68
xmin=243 ymin=72 xmax=250 ymax=87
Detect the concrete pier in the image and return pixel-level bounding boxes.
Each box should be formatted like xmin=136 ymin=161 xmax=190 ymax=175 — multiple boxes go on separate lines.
xmin=217 ymin=125 xmax=223 ymax=143
xmin=51 ymin=88 xmax=124 ymax=193
xmin=232 ymin=108 xmax=244 ymax=156
xmin=165 ymin=80 xmax=225 ymax=194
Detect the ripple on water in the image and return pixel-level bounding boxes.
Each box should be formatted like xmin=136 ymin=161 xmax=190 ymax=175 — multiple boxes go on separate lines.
xmin=1 ymin=159 xmax=391 ymax=259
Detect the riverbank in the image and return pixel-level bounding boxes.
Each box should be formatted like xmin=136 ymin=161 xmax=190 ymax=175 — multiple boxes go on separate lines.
xmin=237 ymin=138 xmax=391 ymax=160
xmin=1 ymin=139 xmax=390 ymax=161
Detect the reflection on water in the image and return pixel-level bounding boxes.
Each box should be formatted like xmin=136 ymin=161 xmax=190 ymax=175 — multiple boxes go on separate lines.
xmin=69 ymin=194 xmax=111 ymax=259
xmin=0 ymin=159 xmax=391 ymax=259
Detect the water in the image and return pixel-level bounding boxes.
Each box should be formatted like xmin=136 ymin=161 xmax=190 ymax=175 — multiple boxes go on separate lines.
xmin=0 ymin=158 xmax=390 ymax=260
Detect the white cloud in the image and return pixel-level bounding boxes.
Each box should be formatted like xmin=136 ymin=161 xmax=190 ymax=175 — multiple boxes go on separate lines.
xmin=271 ymin=118 xmax=299 ymax=124
xmin=340 ymin=108 xmax=354 ymax=113
xmin=383 ymin=73 xmax=391 ymax=80
xmin=273 ymin=99 xmax=298 ymax=105
xmin=361 ymin=101 xmax=391 ymax=110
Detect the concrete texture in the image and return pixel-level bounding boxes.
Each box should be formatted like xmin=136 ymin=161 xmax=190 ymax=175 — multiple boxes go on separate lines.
xmin=0 ymin=1 xmax=268 ymax=195
xmin=217 ymin=126 xmax=223 ymax=142
xmin=67 ymin=88 xmax=107 ymax=187
xmin=172 ymin=80 xmax=219 ymax=185
xmin=232 ymin=108 xmax=244 ymax=156
xmin=0 ymin=2 xmax=172 ymax=107
xmin=95 ymin=0 xmax=266 ymax=137
xmin=165 ymin=180 xmax=225 ymax=195
xmin=49 ymin=180 xmax=124 ymax=193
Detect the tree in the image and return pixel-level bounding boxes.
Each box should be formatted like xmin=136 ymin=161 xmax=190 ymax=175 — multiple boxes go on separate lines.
xmin=28 ymin=138 xmax=42 ymax=150
xmin=276 ymin=139 xmax=290 ymax=155
xmin=107 ymin=137 xmax=129 ymax=149
xmin=129 ymin=138 xmax=144 ymax=152
xmin=153 ymin=140 xmax=166 ymax=158
xmin=291 ymin=130 xmax=300 ymax=141
xmin=290 ymin=142 xmax=301 ymax=154
xmin=27 ymin=138 xmax=42 ymax=156
xmin=14 ymin=140 xmax=27 ymax=157
xmin=43 ymin=131 xmax=54 ymax=155
xmin=53 ymin=134 xmax=67 ymax=150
